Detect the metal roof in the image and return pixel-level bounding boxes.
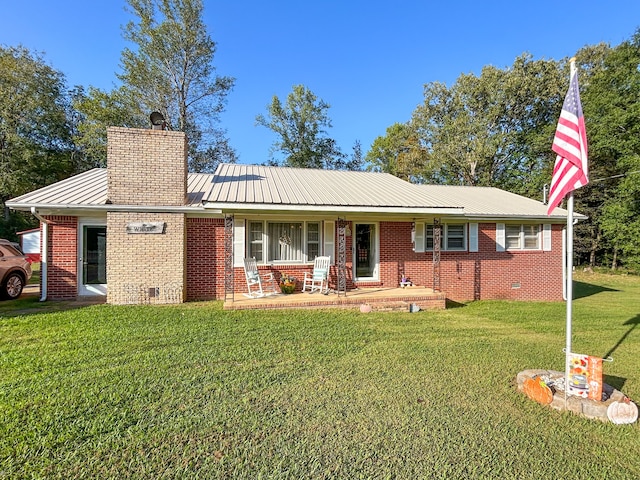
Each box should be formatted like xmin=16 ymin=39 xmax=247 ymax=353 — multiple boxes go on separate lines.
xmin=7 ymin=169 xmax=214 ymax=210
xmin=414 ymin=184 xmax=576 ymax=219
xmin=7 ymin=168 xmax=109 ymax=207
xmin=6 ymin=164 xmax=576 ymax=220
xmin=186 ymin=172 xmax=216 ymax=207
xmin=207 ymin=163 xmax=461 ymax=209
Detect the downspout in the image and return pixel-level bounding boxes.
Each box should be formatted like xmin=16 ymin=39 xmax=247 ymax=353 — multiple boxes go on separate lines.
xmin=30 ymin=207 xmax=48 ymax=301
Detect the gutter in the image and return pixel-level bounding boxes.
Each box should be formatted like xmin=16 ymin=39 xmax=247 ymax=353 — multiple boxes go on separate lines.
xmin=460 ymin=214 xmax=588 ymax=222
xmin=205 ymin=202 xmax=463 ymax=216
xmin=30 ymin=207 xmax=48 ymax=302
xmin=7 ymin=203 xmax=214 ymax=214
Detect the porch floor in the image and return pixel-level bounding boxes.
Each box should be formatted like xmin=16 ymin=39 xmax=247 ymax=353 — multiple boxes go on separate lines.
xmin=223 ymin=285 xmax=446 ymax=311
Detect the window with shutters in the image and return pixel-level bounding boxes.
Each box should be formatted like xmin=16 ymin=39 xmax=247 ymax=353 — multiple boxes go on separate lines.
xmin=246 ymin=220 xmax=323 ymax=263
xmin=425 ymin=224 xmax=467 ymax=251
xmin=505 ymin=224 xmax=541 ymax=250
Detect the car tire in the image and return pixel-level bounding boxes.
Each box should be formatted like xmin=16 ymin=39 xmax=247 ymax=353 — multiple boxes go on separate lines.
xmin=3 ymin=272 xmax=25 ymax=300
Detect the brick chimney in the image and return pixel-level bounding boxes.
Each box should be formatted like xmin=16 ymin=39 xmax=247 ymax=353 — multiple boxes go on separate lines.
xmin=107 ymin=127 xmax=187 ymax=206
xmin=105 ymin=127 xmax=187 ymax=305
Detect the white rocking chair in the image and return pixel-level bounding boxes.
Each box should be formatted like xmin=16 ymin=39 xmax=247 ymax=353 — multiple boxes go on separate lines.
xmin=243 ymin=257 xmax=278 ymax=298
xmin=302 ymin=256 xmax=331 ymax=294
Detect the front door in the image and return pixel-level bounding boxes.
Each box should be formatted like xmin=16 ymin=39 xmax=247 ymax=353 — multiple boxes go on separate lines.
xmin=354 ymin=223 xmax=378 ymax=281
xmin=79 ymin=224 xmax=107 ymax=295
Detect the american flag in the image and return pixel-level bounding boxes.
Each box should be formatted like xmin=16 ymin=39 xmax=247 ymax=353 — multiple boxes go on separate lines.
xmin=547 ymin=66 xmax=589 ymax=215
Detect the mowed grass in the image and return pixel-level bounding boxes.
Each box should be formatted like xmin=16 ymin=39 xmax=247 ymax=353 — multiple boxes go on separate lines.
xmin=1 ymin=272 xmax=639 ymax=479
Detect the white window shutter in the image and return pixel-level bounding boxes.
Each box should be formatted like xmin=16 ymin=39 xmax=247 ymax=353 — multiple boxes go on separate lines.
xmin=233 ymin=218 xmax=245 ymax=267
xmin=324 ymin=221 xmax=335 ymax=264
xmin=496 ymin=223 xmax=505 ymax=252
xmin=413 ymin=222 xmax=425 ymax=253
xmin=543 ymin=224 xmax=552 ymax=251
xmin=469 ymin=223 xmax=479 ymax=252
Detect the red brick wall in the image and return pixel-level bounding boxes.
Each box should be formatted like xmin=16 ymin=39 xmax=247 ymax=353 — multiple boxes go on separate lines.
xmin=197 ymin=219 xmax=564 ymax=302
xmin=186 ymin=218 xmax=223 ymax=301
xmin=378 ymin=221 xmax=564 ymax=302
xmin=40 ymin=216 xmax=564 ymax=303
xmin=44 ymin=216 xmax=78 ymax=299
xmin=379 ymin=221 xmax=426 ymax=288
xmin=190 ymin=219 xmax=350 ymax=300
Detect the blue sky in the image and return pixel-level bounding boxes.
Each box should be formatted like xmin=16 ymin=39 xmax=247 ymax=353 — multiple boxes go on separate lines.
xmin=3 ymin=1 xmax=639 ymax=165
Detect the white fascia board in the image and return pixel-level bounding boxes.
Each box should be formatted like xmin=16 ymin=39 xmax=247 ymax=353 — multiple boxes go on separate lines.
xmin=7 ymin=203 xmax=212 ymax=214
xmin=462 ymin=213 xmax=587 ymax=222
xmin=205 ymin=202 xmax=463 ymax=216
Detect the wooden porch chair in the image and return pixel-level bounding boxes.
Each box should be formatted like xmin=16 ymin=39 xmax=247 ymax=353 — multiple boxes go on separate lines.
xmin=243 ymin=257 xmax=278 ymax=298
xmin=302 ymin=256 xmax=331 ymax=294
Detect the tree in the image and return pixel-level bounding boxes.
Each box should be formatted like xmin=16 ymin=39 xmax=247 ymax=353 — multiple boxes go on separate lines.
xmin=410 ymin=54 xmax=566 ymax=195
xmin=75 ymin=0 xmax=236 ymax=172
xmin=256 ymin=85 xmax=348 ymax=169
xmin=565 ymin=43 xmax=615 ymax=268
xmin=73 ymin=86 xmax=147 ymax=167
xmin=584 ymin=32 xmax=640 ymax=271
xmin=0 ymin=46 xmax=77 ymax=238
xmin=366 ymin=123 xmax=427 ymax=181
xmin=346 ymin=139 xmax=365 ymax=172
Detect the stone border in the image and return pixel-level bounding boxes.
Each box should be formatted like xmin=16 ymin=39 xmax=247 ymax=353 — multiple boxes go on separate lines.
xmin=517 ymin=369 xmax=636 ymax=423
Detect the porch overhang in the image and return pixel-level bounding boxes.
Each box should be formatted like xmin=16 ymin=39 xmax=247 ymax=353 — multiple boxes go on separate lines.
xmin=204 ymin=202 xmax=463 ymax=217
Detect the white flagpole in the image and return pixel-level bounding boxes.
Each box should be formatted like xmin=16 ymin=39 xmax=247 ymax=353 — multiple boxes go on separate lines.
xmin=564 ymin=58 xmax=578 ymax=403
xmin=565 ymin=192 xmax=574 ymax=403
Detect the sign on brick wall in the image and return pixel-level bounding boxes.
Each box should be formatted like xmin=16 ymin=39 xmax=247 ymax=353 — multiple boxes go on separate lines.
xmin=125 ymin=222 xmax=166 ymax=234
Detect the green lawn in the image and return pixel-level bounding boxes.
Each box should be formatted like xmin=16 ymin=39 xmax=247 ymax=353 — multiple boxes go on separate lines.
xmin=1 ymin=272 xmax=639 ymax=479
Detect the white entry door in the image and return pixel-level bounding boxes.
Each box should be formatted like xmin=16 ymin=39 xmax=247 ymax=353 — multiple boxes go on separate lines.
xmin=353 ymin=223 xmax=379 ymax=281
xmin=78 ymin=223 xmax=107 ymax=296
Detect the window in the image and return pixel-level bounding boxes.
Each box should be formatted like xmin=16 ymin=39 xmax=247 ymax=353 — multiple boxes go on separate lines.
xmin=248 ymin=221 xmax=321 ymax=263
xmin=248 ymin=221 xmax=264 ymax=262
xmin=446 ymin=224 xmax=465 ymax=250
xmin=425 ymin=224 xmax=467 ymax=251
xmin=425 ymin=225 xmax=438 ymax=250
xmin=506 ymin=224 xmax=541 ymax=250
xmin=307 ymin=222 xmax=320 ymax=260
xmin=269 ymin=222 xmax=303 ymax=262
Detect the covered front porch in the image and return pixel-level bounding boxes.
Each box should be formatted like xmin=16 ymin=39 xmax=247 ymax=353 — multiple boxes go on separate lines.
xmin=223 ymin=286 xmax=446 ymax=311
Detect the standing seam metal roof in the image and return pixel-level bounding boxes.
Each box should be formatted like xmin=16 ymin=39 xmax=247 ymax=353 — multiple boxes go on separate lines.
xmin=7 ymin=168 xmax=109 ymax=206
xmin=414 ymin=184 xmax=571 ymax=217
xmin=6 ymin=164 xmax=572 ymax=218
xmin=207 ymin=164 xmax=459 ymax=208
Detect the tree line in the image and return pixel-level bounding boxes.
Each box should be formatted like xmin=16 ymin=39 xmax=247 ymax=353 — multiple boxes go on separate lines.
xmin=1 ymin=0 xmax=638 ymax=272
xmin=369 ymin=33 xmax=640 ymax=272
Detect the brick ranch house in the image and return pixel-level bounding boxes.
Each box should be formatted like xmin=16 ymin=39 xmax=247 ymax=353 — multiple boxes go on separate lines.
xmin=7 ymin=126 xmax=578 ymax=305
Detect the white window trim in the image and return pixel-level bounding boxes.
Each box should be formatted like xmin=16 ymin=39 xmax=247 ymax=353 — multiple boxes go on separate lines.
xmin=498 ymin=223 xmax=548 ymax=251
xmin=233 ymin=218 xmax=245 ymax=267
xmin=425 ymin=223 xmax=468 ymax=252
xmin=496 ymin=223 xmax=506 ymax=252
xmin=78 ymin=218 xmax=107 ymax=296
xmin=469 ymin=223 xmax=479 ymax=252
xmin=247 ymin=220 xmax=264 ymax=264
xmin=242 ymin=219 xmax=327 ymax=264
xmin=324 ymin=221 xmax=335 ymax=264
xmin=353 ymin=222 xmax=379 ymax=281
xmin=413 ymin=222 xmax=425 ymax=253
xmin=543 ymin=224 xmax=552 ymax=251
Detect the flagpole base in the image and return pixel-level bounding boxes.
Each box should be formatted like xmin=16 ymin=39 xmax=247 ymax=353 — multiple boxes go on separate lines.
xmin=517 ymin=369 xmax=638 ymax=424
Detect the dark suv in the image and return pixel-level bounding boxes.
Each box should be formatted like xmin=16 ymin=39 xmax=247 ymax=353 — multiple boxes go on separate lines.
xmin=0 ymin=239 xmax=32 ymax=299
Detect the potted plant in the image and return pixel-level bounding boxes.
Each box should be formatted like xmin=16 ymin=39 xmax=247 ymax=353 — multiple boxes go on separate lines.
xmin=279 ymin=273 xmax=297 ymax=294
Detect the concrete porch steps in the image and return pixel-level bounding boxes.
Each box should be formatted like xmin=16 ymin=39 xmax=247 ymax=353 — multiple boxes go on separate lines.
xmin=223 ymin=287 xmax=446 ymax=311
